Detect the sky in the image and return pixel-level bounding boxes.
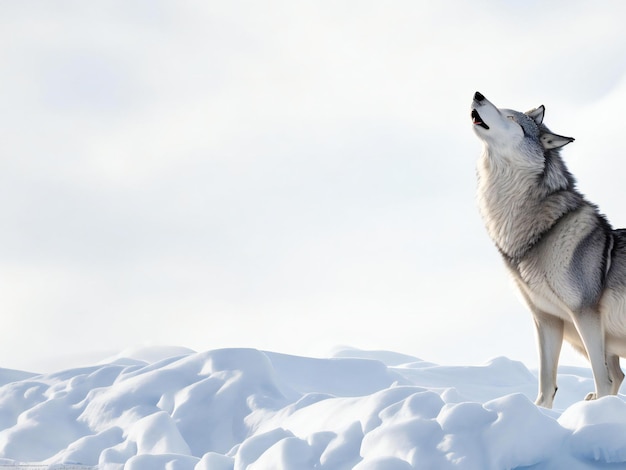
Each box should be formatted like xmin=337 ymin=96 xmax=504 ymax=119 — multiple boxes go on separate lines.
xmin=2 ymin=1 xmax=626 ymax=371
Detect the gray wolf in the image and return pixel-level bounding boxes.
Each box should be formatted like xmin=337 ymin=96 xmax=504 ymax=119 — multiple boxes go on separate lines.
xmin=471 ymin=91 xmax=626 ymax=408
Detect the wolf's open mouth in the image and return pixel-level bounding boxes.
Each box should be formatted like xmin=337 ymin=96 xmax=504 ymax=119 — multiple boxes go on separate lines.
xmin=472 ymin=109 xmax=489 ymax=130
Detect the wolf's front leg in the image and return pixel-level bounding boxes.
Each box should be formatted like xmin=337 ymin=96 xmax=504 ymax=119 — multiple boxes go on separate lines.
xmin=608 ymin=354 xmax=624 ymax=395
xmin=573 ymin=311 xmax=613 ymax=400
xmin=533 ymin=312 xmax=564 ymax=408
xmin=586 ymin=354 xmax=625 ymax=400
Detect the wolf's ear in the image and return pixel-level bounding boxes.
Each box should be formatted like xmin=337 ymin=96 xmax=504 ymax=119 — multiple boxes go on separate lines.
xmin=540 ymin=132 xmax=574 ymax=150
xmin=526 ymin=105 xmax=545 ymax=125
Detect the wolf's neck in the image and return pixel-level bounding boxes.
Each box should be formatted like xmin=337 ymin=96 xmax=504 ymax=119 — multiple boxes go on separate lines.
xmin=477 ymin=151 xmax=581 ymax=261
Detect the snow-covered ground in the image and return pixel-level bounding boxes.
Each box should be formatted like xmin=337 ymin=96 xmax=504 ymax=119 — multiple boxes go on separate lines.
xmin=0 ymin=347 xmax=623 ymax=469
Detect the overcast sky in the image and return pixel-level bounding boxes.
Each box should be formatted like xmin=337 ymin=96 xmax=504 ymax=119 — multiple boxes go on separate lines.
xmin=2 ymin=1 xmax=626 ymax=371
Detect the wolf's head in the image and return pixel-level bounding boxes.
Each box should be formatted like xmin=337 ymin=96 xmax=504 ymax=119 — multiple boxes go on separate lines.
xmin=471 ymin=91 xmax=574 ymax=163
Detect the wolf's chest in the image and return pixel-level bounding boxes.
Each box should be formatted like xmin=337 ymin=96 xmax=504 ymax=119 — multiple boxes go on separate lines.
xmin=507 ymin=208 xmax=605 ymax=315
xmin=512 ymin=271 xmax=572 ymax=321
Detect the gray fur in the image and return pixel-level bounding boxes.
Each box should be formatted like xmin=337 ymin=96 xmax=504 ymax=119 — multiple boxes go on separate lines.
xmin=471 ymin=92 xmax=626 ymax=408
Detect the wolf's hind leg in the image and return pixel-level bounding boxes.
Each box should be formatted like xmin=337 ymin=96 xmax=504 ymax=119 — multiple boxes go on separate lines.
xmin=533 ymin=312 xmax=564 ymax=408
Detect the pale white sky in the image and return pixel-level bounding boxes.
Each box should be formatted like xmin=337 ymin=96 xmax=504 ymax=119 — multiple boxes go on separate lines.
xmin=1 ymin=1 xmax=626 ymax=371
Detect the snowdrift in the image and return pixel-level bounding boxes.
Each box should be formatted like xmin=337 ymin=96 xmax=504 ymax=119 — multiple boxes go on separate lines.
xmin=0 ymin=347 xmax=623 ymax=469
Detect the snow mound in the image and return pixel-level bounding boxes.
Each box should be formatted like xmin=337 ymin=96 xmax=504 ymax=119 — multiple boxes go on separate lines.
xmin=0 ymin=347 xmax=620 ymax=469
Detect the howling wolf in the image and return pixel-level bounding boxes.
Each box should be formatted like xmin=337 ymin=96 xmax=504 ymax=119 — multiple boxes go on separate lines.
xmin=471 ymin=91 xmax=626 ymax=408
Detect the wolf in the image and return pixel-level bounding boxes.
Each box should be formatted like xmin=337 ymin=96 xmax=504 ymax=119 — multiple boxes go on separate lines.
xmin=471 ymin=91 xmax=626 ymax=408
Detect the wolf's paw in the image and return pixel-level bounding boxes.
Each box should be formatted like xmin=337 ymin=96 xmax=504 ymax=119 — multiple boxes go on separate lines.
xmin=584 ymin=392 xmax=596 ymax=401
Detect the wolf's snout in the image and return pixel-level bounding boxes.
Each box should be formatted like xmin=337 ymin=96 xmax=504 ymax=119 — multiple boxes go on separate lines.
xmin=472 ymin=92 xmax=489 ymax=129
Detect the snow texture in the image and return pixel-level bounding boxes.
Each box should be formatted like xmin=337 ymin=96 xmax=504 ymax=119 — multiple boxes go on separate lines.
xmin=0 ymin=347 xmax=623 ymax=469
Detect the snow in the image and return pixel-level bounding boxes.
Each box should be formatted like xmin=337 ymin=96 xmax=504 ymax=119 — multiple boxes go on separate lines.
xmin=0 ymin=347 xmax=623 ymax=469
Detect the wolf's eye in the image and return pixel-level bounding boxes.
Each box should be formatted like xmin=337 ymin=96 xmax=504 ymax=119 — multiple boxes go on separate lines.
xmin=506 ymin=116 xmax=515 ymax=121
